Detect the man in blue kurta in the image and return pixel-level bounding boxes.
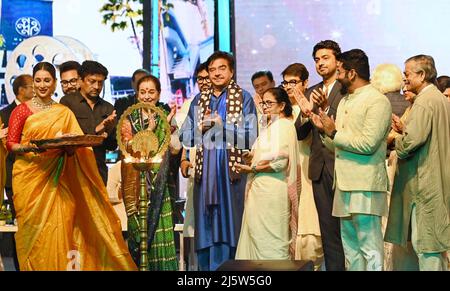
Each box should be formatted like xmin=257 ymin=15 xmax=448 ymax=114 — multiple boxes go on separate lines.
xmin=179 ymin=51 xmax=258 ymax=270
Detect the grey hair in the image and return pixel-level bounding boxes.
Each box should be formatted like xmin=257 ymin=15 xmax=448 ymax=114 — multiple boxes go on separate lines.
xmin=405 ymin=55 xmax=437 ymax=84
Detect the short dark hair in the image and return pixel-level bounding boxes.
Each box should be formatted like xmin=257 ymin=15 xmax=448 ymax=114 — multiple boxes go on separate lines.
xmin=337 ymin=49 xmax=370 ymax=81
xmin=436 ymin=75 xmax=450 ymax=93
xmin=405 ymin=55 xmax=437 ymax=84
xmin=136 ymin=75 xmax=161 ymax=93
xmin=312 ymin=40 xmax=341 ymax=59
xmin=78 ymin=60 xmax=108 ymax=80
xmin=59 ymin=61 xmax=81 ymax=77
xmin=206 ymin=51 xmax=235 ymax=71
xmin=132 ymin=68 xmax=150 ymax=82
xmin=251 ymin=70 xmax=274 ymax=83
xmin=12 ymin=74 xmax=32 ymax=96
xmin=281 ymin=63 xmax=309 ymax=82
xmin=33 ymin=62 xmax=56 ymax=80
xmin=195 ymin=62 xmax=209 ymax=77
xmin=264 ymin=87 xmax=293 ymax=118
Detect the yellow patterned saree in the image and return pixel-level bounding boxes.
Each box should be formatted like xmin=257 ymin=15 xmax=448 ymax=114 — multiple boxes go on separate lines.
xmin=13 ymin=104 xmax=137 ymax=271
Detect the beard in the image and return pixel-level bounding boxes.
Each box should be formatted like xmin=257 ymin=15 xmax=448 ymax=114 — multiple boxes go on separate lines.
xmin=338 ymin=79 xmax=349 ymax=95
xmin=338 ymin=72 xmax=351 ymax=95
xmin=200 ymin=84 xmax=211 ymax=93
xmin=63 ymin=87 xmax=78 ymax=95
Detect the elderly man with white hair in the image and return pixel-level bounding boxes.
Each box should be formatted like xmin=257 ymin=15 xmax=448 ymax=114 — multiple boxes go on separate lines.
xmin=371 ymin=63 xmax=410 ymax=117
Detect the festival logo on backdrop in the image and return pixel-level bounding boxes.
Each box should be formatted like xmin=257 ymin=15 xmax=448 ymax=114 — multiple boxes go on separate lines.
xmin=15 ymin=17 xmax=42 ymax=38
xmin=0 ymin=0 xmax=52 ymax=51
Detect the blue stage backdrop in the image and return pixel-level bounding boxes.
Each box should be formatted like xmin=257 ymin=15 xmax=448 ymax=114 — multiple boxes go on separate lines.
xmin=1 ymin=0 xmax=53 ymax=51
xmin=235 ymin=0 xmax=450 ymax=93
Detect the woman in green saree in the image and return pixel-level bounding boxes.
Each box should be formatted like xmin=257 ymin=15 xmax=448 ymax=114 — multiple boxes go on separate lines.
xmin=120 ymin=75 xmax=180 ymax=270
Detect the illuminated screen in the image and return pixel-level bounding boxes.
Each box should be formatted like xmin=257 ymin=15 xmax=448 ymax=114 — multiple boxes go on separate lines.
xmin=235 ymin=0 xmax=450 ymax=92
xmin=159 ymin=0 xmax=215 ymax=105
xmin=0 ymin=0 xmax=214 ymax=106
xmin=0 ymin=0 xmax=144 ymax=105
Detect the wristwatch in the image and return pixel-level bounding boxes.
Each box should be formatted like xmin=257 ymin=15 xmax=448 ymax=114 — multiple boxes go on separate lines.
xmin=330 ymin=129 xmax=337 ymax=140
xmin=251 ymin=165 xmax=257 ymax=173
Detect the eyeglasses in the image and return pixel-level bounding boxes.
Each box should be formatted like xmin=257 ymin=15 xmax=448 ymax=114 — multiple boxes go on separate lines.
xmin=281 ymin=80 xmax=301 ymax=87
xmin=259 ymin=100 xmax=278 ymax=108
xmin=60 ymin=78 xmax=79 ymax=87
xmin=197 ymin=76 xmax=210 ymax=84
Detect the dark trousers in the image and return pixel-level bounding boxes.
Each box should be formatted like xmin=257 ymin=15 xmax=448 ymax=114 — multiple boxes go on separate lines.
xmin=312 ymin=167 xmax=345 ymax=271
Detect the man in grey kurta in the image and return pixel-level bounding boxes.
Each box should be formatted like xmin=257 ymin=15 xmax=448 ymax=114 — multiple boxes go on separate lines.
xmin=311 ymin=49 xmax=392 ymax=271
xmin=385 ymin=55 xmax=450 ymax=271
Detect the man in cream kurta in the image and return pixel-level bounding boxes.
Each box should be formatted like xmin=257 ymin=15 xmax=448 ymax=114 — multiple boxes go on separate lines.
xmin=385 ymin=55 xmax=450 ymax=271
xmin=312 ymin=49 xmax=391 ymax=271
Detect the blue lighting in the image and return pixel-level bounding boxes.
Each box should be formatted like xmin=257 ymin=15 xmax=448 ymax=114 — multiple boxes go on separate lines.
xmin=217 ymin=0 xmax=231 ymax=53
xmin=151 ymin=0 xmax=159 ymax=77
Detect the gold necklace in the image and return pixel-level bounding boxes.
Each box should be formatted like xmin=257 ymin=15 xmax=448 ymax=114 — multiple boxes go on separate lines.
xmin=32 ymin=97 xmax=55 ymax=110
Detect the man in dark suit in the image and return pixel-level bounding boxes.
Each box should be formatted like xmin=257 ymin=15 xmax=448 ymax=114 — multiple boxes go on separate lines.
xmin=0 ymin=74 xmax=33 ymax=270
xmin=295 ymin=40 xmax=345 ymax=270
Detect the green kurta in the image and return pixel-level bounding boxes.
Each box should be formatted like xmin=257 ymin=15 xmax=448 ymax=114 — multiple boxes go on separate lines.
xmin=385 ymin=85 xmax=450 ymax=253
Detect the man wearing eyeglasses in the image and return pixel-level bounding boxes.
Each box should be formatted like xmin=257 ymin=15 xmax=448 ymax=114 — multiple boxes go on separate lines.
xmin=280 ymin=63 xmax=324 ymax=269
xmin=281 ymin=63 xmax=309 ymax=104
xmin=295 ymin=40 xmax=346 ymax=271
xmin=59 ymin=60 xmax=81 ymax=95
xmin=60 ymin=60 xmax=117 ymax=186
xmin=179 ymin=62 xmax=212 ymax=180
xmin=196 ymin=63 xmax=211 ymax=93
xmin=174 ymin=62 xmax=211 ymax=270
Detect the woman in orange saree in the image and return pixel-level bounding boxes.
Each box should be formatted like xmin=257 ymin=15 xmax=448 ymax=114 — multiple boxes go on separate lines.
xmin=6 ymin=62 xmax=136 ymax=271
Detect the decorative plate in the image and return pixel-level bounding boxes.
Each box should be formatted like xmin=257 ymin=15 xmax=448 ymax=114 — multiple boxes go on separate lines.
xmin=30 ymin=134 xmax=105 ymax=149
